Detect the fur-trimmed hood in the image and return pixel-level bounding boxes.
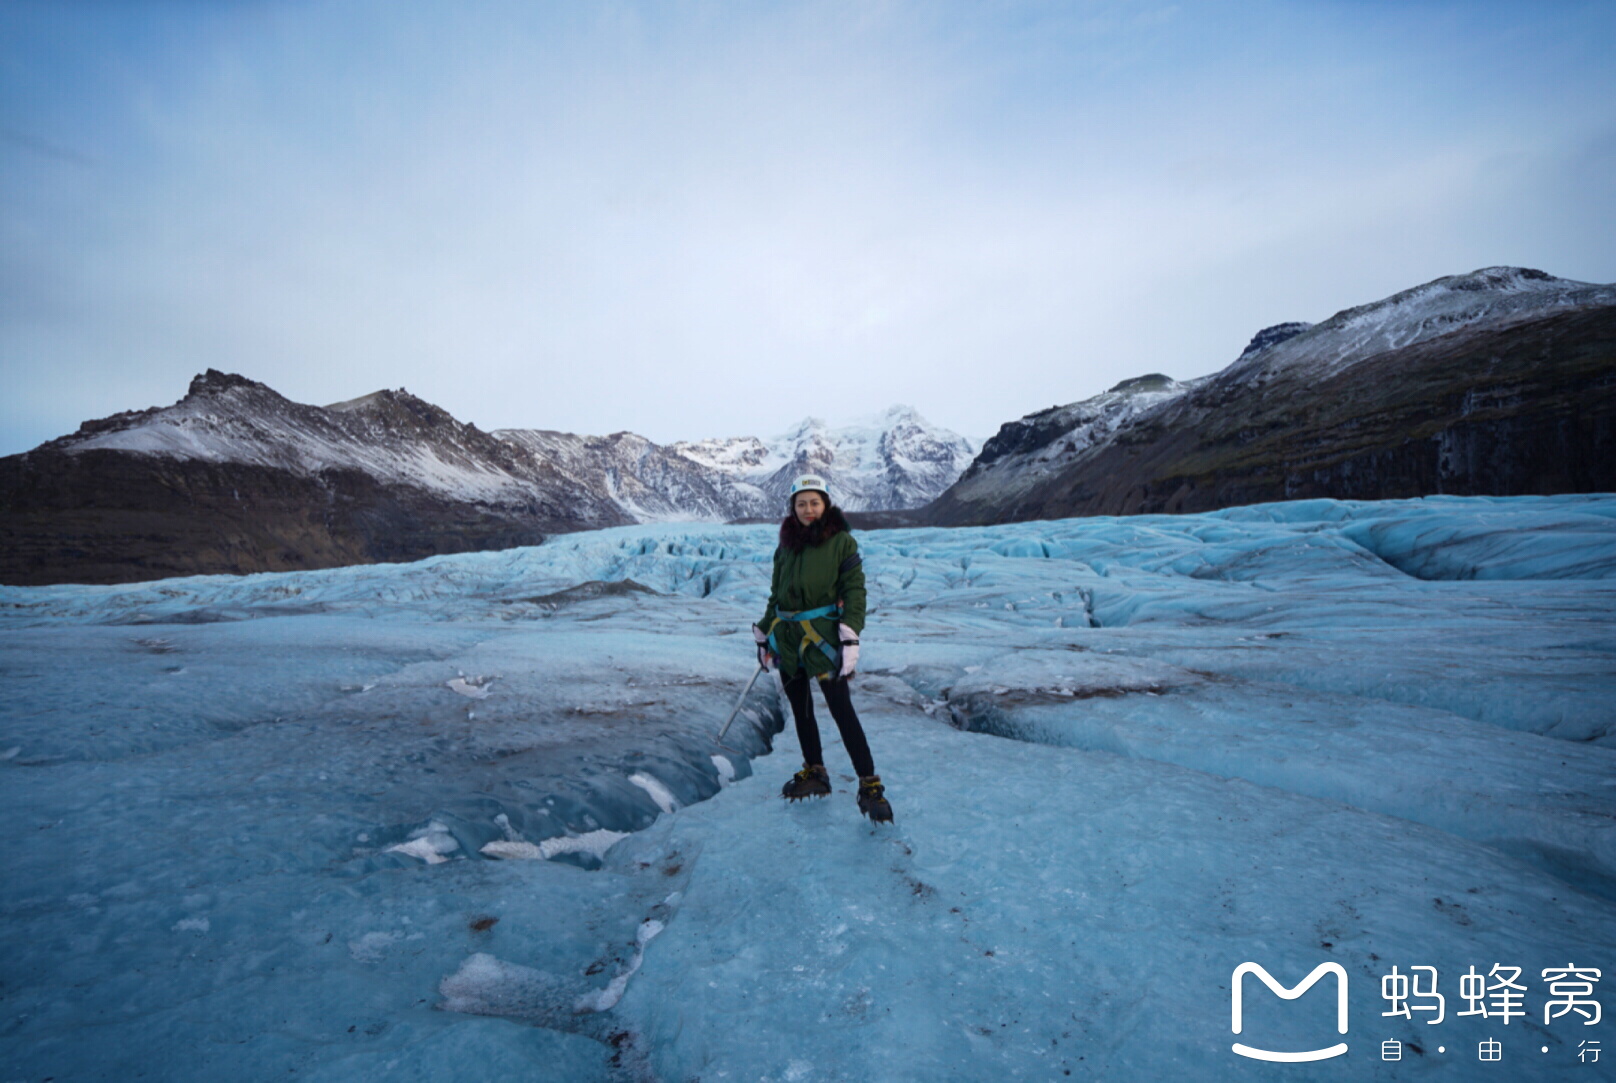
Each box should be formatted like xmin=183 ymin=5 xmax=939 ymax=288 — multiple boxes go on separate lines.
xmin=778 ymin=504 xmax=851 ymax=553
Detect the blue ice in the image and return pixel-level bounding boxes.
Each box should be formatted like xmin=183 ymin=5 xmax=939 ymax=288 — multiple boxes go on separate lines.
xmin=2 ymin=494 xmax=1612 ymax=1080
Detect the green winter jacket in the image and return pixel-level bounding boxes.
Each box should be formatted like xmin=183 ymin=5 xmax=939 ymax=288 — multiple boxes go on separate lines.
xmin=758 ymin=528 xmax=866 ymax=679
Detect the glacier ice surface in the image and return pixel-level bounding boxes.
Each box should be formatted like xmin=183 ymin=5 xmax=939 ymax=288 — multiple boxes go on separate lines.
xmin=2 ymin=493 xmax=1613 ymax=1080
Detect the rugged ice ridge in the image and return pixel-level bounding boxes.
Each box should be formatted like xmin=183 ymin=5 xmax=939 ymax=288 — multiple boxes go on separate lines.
xmin=2 ymin=494 xmax=1612 ymax=1080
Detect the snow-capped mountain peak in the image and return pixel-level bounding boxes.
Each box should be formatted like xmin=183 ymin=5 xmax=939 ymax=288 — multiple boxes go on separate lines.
xmin=660 ymin=408 xmax=979 ymax=515
xmin=852 ymin=403 xmax=924 ymax=427
xmin=925 ymin=264 xmax=1616 ymax=527
xmin=750 ymin=407 xmax=981 ymax=511
xmin=1226 ymin=266 xmax=1616 ymax=384
xmin=48 ymin=370 xmax=977 ymax=529
xmin=56 ymin=370 xmax=537 ymax=505
xmin=665 ymin=435 xmax=771 ymax=473
xmin=947 ymin=373 xmax=1198 ymax=506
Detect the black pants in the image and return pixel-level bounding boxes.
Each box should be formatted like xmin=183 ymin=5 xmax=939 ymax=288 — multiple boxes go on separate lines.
xmin=782 ymin=670 xmax=876 ymax=778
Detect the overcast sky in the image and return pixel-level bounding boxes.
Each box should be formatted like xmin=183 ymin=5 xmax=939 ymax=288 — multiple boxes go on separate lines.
xmin=3 ymin=0 xmax=1613 ymax=455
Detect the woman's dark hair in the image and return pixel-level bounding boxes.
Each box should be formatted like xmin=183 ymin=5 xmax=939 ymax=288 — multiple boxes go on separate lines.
xmin=779 ymin=503 xmax=850 ymax=552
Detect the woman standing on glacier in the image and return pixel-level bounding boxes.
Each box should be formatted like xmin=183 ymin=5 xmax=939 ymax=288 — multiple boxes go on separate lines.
xmin=753 ymin=474 xmax=892 ymax=822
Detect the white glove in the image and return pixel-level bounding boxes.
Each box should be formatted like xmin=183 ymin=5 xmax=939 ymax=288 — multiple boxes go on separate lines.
xmin=838 ymin=623 xmax=860 ymax=679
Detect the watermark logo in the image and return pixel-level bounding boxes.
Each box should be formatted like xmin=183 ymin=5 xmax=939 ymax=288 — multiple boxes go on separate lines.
xmin=1231 ymin=962 xmax=1350 ymax=1062
xmin=1231 ymin=960 xmax=1602 ymax=1064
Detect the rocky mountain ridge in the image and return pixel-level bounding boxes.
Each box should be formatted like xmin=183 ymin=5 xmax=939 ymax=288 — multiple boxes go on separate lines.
xmin=924 ymin=267 xmax=1616 ymax=525
xmin=666 ymin=405 xmax=981 ymax=515
xmin=8 ymin=264 xmax=1609 ymax=584
xmin=1 ymin=376 xmax=975 ymax=584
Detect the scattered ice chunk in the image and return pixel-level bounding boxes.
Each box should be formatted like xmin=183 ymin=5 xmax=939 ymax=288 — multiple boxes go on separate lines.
xmin=446 ymin=675 xmax=496 ymax=699
xmin=711 ymin=754 xmax=736 ymax=785
xmin=481 ymin=829 xmax=629 ymax=862
xmin=479 ymin=841 xmax=545 ymax=860
xmin=387 ymin=838 xmax=451 ymax=864
xmin=4 ymin=495 xmax=1614 ymax=1079
xmin=575 ymin=918 xmax=667 ymax=1013
xmin=629 ymin=772 xmax=679 ymax=814
xmin=386 ymin=821 xmax=461 ymax=864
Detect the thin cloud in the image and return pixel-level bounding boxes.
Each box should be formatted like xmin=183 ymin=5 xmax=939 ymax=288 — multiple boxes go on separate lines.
xmin=0 ymin=127 xmax=96 ymax=167
xmin=2 ymin=0 xmax=1613 ymax=455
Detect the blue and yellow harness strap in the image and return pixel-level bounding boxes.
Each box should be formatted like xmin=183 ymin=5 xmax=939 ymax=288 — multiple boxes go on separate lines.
xmin=767 ymin=604 xmax=842 ymax=679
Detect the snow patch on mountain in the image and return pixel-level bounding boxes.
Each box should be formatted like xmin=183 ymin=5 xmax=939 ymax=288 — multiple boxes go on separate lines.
xmin=1225 ymin=266 xmax=1616 ymax=385
xmin=935 ymin=266 xmax=1616 ymax=518
xmin=67 ymin=372 xmax=539 ymax=505
xmin=493 ymin=428 xmax=763 ymax=524
xmin=950 ymin=375 xmax=1199 ymax=502
xmin=676 ymin=405 xmax=982 ymax=513
xmin=47 ymin=370 xmax=975 ymax=527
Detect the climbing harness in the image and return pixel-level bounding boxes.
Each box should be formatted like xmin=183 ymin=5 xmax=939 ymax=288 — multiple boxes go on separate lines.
xmin=766 ymin=603 xmax=842 ymax=676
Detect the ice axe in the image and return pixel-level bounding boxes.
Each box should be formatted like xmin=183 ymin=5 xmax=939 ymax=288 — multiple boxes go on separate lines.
xmin=715 ymin=661 xmax=767 ymax=750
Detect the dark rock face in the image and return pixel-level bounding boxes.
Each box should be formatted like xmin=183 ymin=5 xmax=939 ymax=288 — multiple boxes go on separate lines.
xmin=953 ymin=375 xmax=1193 ymax=499
xmin=0 ymin=448 xmax=591 ymax=586
xmin=1 ymin=371 xmax=975 ymax=585
xmin=975 ymin=404 xmax=1089 ymax=468
xmin=1236 ymin=323 xmax=1313 ymax=360
xmin=926 ymin=304 xmax=1616 ymax=524
xmin=0 ymin=372 xmax=629 ymax=585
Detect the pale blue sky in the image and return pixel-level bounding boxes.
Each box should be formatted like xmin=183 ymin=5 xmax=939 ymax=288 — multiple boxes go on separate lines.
xmin=3 ymin=0 xmax=1613 ymax=454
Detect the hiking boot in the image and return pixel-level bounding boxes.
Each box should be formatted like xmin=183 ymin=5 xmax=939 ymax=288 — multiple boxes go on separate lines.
xmin=782 ymin=763 xmax=831 ymax=801
xmin=857 ymin=775 xmax=893 ymax=823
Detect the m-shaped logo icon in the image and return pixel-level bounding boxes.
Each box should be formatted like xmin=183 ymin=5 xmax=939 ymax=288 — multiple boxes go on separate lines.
xmin=1231 ymin=962 xmax=1350 ymax=1062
